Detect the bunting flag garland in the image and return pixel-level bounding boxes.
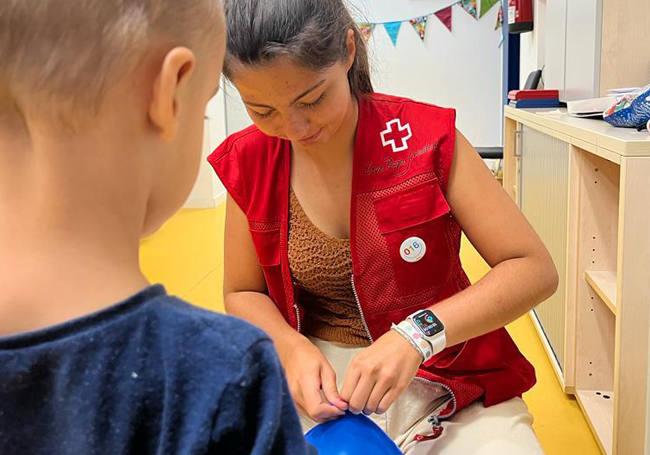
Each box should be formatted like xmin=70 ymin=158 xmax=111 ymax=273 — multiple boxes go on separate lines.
xmin=460 ymin=0 xmax=478 ymax=19
xmin=409 ymin=16 xmax=429 ymax=41
xmin=358 ymin=23 xmax=375 ymax=43
xmin=480 ymin=0 xmax=500 ymax=18
xmin=358 ymin=1 xmax=499 ymax=47
xmin=434 ymin=6 xmax=453 ymax=32
xmin=383 ymin=21 xmax=402 ymax=46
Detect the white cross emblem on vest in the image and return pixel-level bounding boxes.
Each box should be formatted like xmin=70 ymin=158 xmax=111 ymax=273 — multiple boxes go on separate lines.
xmin=380 ymin=119 xmax=412 ymax=153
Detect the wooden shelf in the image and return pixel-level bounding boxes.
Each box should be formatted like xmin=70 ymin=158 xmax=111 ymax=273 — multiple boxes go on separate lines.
xmin=576 ymin=390 xmax=614 ymax=455
xmin=585 ymin=271 xmax=617 ymax=314
xmin=504 ymin=106 xmax=650 ymax=158
xmin=505 ymin=105 xmax=650 ymax=454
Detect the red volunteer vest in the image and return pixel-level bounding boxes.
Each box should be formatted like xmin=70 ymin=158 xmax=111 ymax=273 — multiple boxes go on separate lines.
xmin=209 ymin=93 xmax=535 ymax=416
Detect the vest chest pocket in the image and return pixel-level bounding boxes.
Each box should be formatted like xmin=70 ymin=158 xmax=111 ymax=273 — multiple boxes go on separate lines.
xmin=373 ymin=180 xmax=455 ymax=298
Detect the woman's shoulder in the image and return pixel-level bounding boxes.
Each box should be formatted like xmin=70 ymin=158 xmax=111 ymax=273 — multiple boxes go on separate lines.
xmin=210 ymin=124 xmax=280 ymax=161
xmin=207 ymin=124 xmax=286 ymax=210
xmin=365 ymin=92 xmax=456 ymax=117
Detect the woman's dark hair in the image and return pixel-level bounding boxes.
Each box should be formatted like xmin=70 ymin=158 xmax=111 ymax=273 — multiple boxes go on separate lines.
xmin=223 ymin=0 xmax=373 ymax=96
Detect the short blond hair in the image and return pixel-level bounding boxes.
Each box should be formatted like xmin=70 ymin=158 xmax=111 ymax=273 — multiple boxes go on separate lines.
xmin=0 ymin=0 xmax=221 ymax=123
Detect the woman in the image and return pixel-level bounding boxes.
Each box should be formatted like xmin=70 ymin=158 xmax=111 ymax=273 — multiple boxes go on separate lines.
xmin=209 ymin=0 xmax=558 ymax=453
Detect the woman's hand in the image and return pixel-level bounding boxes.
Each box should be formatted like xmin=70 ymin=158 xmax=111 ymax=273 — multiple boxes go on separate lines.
xmin=279 ymin=336 xmax=348 ymax=422
xmin=340 ymin=330 xmax=422 ymax=415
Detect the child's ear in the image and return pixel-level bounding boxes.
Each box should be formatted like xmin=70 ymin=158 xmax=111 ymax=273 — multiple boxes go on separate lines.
xmin=149 ymin=47 xmax=196 ymax=142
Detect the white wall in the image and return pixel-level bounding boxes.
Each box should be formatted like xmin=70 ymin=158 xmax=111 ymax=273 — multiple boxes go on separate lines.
xmin=183 ymin=88 xmax=227 ymax=208
xmin=223 ymin=81 xmax=252 ymax=138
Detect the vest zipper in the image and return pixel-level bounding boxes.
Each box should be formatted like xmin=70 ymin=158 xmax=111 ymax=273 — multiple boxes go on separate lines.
xmin=411 ymin=377 xmax=457 ymax=443
xmin=291 ymin=280 xmax=302 ymax=333
xmin=412 ymin=377 xmax=457 ymax=419
xmin=350 ymin=274 xmax=373 ymax=343
xmin=293 ymin=304 xmax=301 ymax=333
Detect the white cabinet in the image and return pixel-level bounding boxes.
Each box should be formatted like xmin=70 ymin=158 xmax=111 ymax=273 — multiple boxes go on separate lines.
xmin=543 ymin=0 xmax=603 ymax=101
xmin=543 ymin=0 xmax=569 ymax=96
xmin=564 ymin=0 xmax=603 ymax=101
xmin=536 ymin=0 xmax=649 ymax=101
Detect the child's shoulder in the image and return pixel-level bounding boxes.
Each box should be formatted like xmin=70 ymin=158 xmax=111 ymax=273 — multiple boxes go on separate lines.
xmin=145 ymin=293 xmax=271 ymax=365
xmin=139 ymin=293 xmax=283 ymax=406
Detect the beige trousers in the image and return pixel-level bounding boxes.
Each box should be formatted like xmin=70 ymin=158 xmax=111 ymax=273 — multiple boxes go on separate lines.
xmin=300 ymin=338 xmax=544 ymax=454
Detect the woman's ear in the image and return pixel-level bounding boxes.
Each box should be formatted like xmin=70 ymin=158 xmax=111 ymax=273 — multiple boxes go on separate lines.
xmin=148 ymin=47 xmax=196 ymax=142
xmin=346 ymin=28 xmax=357 ymax=70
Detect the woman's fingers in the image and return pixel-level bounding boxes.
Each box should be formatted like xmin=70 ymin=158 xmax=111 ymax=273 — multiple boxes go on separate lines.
xmin=340 ymin=367 xmax=360 ymax=405
xmin=320 ymin=364 xmax=348 ymax=410
xmin=363 ymin=379 xmax=392 ymax=415
xmin=301 ymin=373 xmax=345 ymax=421
xmin=376 ymin=388 xmax=401 ymax=415
xmin=346 ymin=375 xmax=376 ymax=414
xmin=341 ymin=343 xmax=414 ymax=416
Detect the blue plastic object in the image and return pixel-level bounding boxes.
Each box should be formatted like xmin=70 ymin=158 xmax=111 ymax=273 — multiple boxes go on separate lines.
xmin=305 ymin=412 xmax=402 ymax=455
xmin=604 ymin=85 xmax=650 ymax=128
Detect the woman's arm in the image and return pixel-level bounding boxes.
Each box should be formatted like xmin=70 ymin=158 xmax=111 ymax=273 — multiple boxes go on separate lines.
xmin=223 ymin=195 xmax=347 ymax=420
xmin=223 ymin=194 xmax=302 ymax=354
xmin=431 ymin=129 xmax=558 ymax=347
xmin=340 ymin=130 xmax=558 ymax=415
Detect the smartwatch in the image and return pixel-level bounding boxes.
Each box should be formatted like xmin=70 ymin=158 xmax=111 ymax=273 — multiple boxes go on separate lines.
xmin=392 ymin=309 xmax=446 ymax=363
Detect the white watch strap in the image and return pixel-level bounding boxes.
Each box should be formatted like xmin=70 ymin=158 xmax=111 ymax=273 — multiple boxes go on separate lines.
xmin=393 ymin=310 xmax=448 ymax=363
xmin=392 ymin=320 xmax=434 ymax=362
xmin=391 ymin=324 xmax=426 ymax=362
xmin=426 ymin=325 xmax=447 ymax=357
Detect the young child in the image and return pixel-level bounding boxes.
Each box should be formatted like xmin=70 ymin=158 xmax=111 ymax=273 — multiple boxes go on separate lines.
xmin=0 ymin=1 xmax=312 ymax=454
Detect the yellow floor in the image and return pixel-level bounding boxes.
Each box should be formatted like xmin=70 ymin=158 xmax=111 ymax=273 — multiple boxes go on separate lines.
xmin=140 ymin=206 xmax=600 ymax=454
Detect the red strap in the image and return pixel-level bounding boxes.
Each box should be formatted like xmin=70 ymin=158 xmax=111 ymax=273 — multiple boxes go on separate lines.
xmin=414 ymin=425 xmax=444 ymax=442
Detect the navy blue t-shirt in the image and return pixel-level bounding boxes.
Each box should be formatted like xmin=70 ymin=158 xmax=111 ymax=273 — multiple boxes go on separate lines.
xmin=0 ymin=285 xmax=314 ymax=455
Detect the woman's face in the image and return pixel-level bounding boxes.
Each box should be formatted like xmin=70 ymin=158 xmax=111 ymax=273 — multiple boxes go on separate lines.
xmin=229 ymin=54 xmax=355 ymax=148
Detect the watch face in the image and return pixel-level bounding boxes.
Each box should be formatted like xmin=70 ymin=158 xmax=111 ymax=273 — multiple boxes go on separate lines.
xmin=413 ymin=310 xmax=444 ymax=337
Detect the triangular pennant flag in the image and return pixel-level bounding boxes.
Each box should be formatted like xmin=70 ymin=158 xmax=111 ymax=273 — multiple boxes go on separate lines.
xmin=383 ymin=21 xmax=402 ymax=46
xmin=495 ymin=4 xmax=504 ymax=30
xmin=357 ymin=23 xmax=375 ymax=43
xmin=434 ymin=6 xmax=453 ymax=31
xmin=459 ymin=0 xmax=478 ymax=20
xmin=480 ymin=0 xmax=499 ymax=18
xmin=409 ymin=16 xmax=429 ymax=41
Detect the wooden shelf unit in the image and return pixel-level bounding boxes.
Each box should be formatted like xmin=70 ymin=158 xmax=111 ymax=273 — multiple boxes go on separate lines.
xmin=503 ymin=107 xmax=650 ymax=455
xmin=585 ymin=271 xmax=617 ymax=314
xmin=576 ymin=390 xmax=615 ymax=455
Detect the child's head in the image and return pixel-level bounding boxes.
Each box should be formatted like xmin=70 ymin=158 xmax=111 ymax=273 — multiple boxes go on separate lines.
xmin=0 ymin=0 xmax=225 ymax=235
